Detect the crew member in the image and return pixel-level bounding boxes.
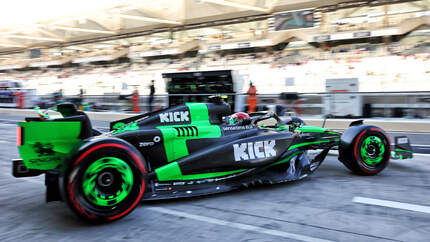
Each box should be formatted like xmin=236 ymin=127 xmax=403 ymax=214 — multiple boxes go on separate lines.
xmin=13 ymin=91 xmax=24 ymax=109
xmin=78 ymin=88 xmax=84 ymax=110
xmin=54 ymin=89 xmax=63 ymax=105
xmin=131 ymin=88 xmax=140 ymax=113
xmin=148 ymin=80 xmax=155 ymax=112
xmin=247 ymin=82 xmax=257 ymax=113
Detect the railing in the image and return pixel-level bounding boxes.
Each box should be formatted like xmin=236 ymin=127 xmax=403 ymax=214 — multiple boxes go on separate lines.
xmin=270 ymin=91 xmax=430 ymax=118
xmin=2 ymin=91 xmax=430 ymax=119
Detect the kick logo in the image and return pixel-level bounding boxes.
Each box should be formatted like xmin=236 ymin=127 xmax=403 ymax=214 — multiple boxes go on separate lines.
xmin=233 ymin=140 xmax=276 ymax=161
xmin=159 ymin=111 xmax=190 ymax=123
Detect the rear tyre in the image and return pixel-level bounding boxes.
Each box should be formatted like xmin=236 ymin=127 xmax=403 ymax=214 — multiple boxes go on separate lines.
xmin=340 ymin=127 xmax=390 ymax=175
xmin=64 ymin=141 xmax=146 ymax=223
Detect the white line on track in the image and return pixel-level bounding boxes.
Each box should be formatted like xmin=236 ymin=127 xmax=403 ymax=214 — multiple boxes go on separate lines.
xmin=353 ymin=196 xmax=430 ymax=214
xmin=0 ymin=118 xmax=22 ymax=122
xmin=0 ymin=123 xmax=15 ymax=126
xmin=147 ymin=207 xmax=333 ymax=242
xmin=414 ymin=153 xmax=430 ymax=157
xmin=328 ymin=150 xmax=430 ymax=157
xmin=389 ymin=132 xmax=430 ymax=135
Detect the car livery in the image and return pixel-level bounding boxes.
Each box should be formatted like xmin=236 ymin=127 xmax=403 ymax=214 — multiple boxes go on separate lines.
xmin=12 ymin=100 xmax=412 ymax=223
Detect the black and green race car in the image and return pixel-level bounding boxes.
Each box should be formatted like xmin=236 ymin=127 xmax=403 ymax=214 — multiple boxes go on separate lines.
xmin=12 ymin=98 xmax=413 ymax=223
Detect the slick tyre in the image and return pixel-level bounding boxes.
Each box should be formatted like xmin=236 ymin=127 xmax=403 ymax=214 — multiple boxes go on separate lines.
xmin=340 ymin=127 xmax=390 ymax=175
xmin=64 ymin=141 xmax=146 ymax=223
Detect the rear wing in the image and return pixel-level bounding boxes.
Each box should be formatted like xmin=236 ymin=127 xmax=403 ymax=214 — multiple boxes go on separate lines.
xmin=17 ymin=120 xmax=82 ymax=170
xmin=17 ymin=103 xmax=93 ymax=171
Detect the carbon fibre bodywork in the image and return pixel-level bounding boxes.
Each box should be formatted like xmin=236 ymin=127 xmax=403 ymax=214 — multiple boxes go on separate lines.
xmin=13 ymin=101 xmax=410 ymax=202
xmin=105 ymin=102 xmax=340 ymax=200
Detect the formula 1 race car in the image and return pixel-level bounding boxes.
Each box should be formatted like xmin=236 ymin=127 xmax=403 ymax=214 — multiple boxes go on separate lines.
xmin=12 ymin=97 xmax=413 ymax=223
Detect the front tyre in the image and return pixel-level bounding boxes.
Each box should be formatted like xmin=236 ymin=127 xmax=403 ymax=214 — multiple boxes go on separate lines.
xmin=339 ymin=126 xmax=390 ymax=175
xmin=64 ymin=141 xmax=146 ymax=223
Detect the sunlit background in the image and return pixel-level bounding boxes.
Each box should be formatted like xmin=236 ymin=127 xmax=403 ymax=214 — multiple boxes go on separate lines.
xmin=0 ymin=0 xmax=129 ymax=28
xmin=0 ymin=0 xmax=429 ymax=117
xmin=1 ymin=1 xmax=430 ymax=241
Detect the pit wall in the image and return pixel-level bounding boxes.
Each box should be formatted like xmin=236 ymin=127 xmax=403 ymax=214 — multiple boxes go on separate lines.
xmin=1 ymin=108 xmax=429 ymax=133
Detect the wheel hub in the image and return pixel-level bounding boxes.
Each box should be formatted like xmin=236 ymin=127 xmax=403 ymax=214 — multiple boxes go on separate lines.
xmin=98 ymin=172 xmax=114 ymax=187
xmin=360 ymin=136 xmax=385 ymax=166
xmin=367 ymin=144 xmax=376 ymax=157
xmin=82 ymin=157 xmax=134 ymax=207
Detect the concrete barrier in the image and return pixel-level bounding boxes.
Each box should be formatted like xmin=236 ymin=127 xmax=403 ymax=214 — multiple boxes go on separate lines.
xmin=0 ymin=108 xmax=135 ymax=121
xmin=304 ymin=118 xmax=430 ymax=133
xmin=1 ymin=108 xmax=429 ymax=132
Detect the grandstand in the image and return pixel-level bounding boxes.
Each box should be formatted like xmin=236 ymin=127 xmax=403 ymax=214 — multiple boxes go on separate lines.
xmin=0 ymin=0 xmax=428 ymax=114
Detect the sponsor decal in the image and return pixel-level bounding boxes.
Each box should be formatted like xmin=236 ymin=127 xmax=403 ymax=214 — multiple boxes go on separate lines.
xmin=159 ymin=111 xmax=190 ymax=123
xmin=154 ymin=183 xmax=171 ymax=186
xmin=32 ymin=142 xmax=55 ymax=157
xmin=139 ymin=135 xmax=161 ymax=147
xmin=233 ymin=140 xmax=276 ymax=161
xmin=29 ymin=156 xmax=61 ymax=164
xmin=153 ymin=173 xmax=243 ymax=189
xmin=397 ymin=137 xmax=409 ymax=144
xmin=139 ymin=142 xmax=154 ymax=147
xmin=223 ymin=125 xmax=254 ymax=131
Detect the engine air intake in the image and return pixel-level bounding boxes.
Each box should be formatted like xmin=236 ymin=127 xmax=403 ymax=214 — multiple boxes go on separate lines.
xmin=174 ymin=126 xmax=199 ymax=137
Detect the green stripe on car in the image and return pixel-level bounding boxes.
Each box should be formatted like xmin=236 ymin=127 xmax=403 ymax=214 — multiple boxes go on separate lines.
xmin=157 ymin=103 xmax=222 ymax=162
xmin=155 ymin=162 xmax=245 ymax=181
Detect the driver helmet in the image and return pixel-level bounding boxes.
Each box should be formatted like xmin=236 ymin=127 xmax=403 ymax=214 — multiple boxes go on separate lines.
xmin=229 ymin=112 xmax=250 ymax=124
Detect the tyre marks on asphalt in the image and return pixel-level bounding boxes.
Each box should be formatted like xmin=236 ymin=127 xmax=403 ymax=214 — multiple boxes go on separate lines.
xmin=182 ymin=203 xmax=402 ymax=242
xmin=147 ymin=206 xmax=333 ymax=242
xmin=0 ymin=119 xmax=20 ymax=125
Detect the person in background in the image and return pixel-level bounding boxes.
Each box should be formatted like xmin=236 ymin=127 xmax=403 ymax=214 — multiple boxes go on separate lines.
xmin=148 ymin=80 xmax=155 ymax=112
xmin=131 ymin=87 xmax=140 ymax=113
xmin=13 ymin=91 xmax=24 ymax=109
xmin=190 ymin=79 xmax=199 ymax=102
xmin=247 ymin=82 xmax=257 ymax=113
xmin=78 ymin=88 xmax=84 ymax=110
xmin=54 ymin=89 xmax=63 ymax=105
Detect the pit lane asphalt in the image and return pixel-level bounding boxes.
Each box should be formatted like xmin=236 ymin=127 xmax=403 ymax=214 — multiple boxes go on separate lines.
xmin=0 ymin=118 xmax=430 ymax=241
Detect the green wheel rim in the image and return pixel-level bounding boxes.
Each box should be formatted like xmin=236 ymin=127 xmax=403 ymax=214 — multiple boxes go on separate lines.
xmin=82 ymin=157 xmax=134 ymax=207
xmin=360 ymin=136 xmax=385 ymax=166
